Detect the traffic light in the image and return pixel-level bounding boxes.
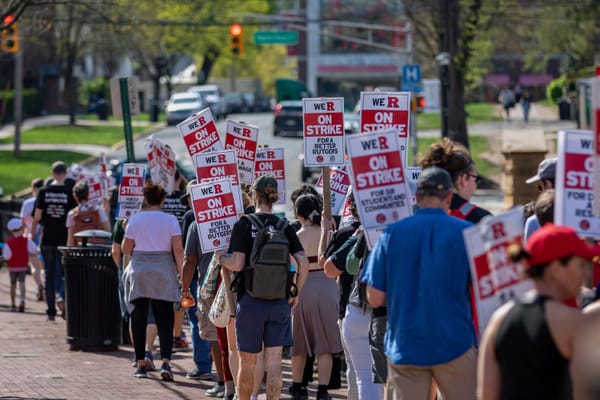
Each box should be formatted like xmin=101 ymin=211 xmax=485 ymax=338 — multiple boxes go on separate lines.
xmin=411 ymin=94 xmax=425 ymax=113
xmin=1 ymin=15 xmax=19 ymax=53
xmin=230 ymin=23 xmax=243 ymax=57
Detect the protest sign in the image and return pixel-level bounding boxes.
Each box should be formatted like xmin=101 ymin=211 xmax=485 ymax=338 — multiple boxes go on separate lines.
xmin=463 ymin=206 xmax=532 ymax=335
xmin=254 ymin=147 xmax=286 ymax=205
xmin=555 ymin=129 xmax=600 ymax=237
xmin=303 ymin=97 xmax=345 ymax=167
xmin=85 ymin=175 xmax=105 ymax=208
xmin=593 ymin=74 xmax=600 ymax=215
xmin=177 ymin=107 xmax=223 ymax=159
xmin=346 ymin=129 xmax=412 ymax=231
xmin=359 ymin=91 xmax=411 ymax=165
xmin=190 ymin=179 xmax=238 ymax=253
xmin=145 ymin=135 xmax=176 ymax=194
xmin=405 ymin=166 xmax=421 ymax=209
xmin=338 ymin=185 xmax=356 ymax=229
xmin=193 ymin=149 xmax=243 ymax=214
xmin=224 ymin=120 xmax=259 ymax=185
xmin=316 ymin=163 xmax=351 ymax=215
xmin=116 ymin=163 xmax=145 ymax=219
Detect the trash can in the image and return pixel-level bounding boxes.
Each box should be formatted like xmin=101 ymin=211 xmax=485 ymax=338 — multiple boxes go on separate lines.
xmin=59 ymin=230 xmax=121 ymax=351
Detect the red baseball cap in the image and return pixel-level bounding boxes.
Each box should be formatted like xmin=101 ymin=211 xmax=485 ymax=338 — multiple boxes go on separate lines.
xmin=526 ymin=224 xmax=600 ymax=267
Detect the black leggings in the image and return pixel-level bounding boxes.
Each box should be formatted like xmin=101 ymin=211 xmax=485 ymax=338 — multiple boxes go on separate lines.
xmin=131 ymin=298 xmax=174 ymax=361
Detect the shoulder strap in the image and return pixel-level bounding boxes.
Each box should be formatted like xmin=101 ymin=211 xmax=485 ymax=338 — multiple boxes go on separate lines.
xmin=275 ymin=218 xmax=288 ymax=231
xmin=242 ymin=214 xmax=265 ymax=230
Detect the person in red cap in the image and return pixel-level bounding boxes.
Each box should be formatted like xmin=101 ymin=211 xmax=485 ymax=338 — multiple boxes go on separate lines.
xmin=477 ymin=223 xmax=600 ymax=400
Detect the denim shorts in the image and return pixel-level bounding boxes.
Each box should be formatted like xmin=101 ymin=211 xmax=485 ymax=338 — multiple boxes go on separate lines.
xmin=235 ymin=294 xmax=293 ymax=353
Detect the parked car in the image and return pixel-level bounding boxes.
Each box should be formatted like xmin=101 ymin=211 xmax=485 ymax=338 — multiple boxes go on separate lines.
xmin=165 ymin=92 xmax=205 ymax=126
xmin=187 ymin=85 xmax=227 ymax=120
xmin=273 ymin=100 xmax=303 ymax=137
xmin=224 ymin=92 xmax=246 ymax=114
xmin=299 ymin=112 xmax=361 ymax=182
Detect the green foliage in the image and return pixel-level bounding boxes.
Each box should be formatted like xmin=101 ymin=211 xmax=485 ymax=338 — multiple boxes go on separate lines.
xmin=0 ymin=89 xmax=43 ymax=123
xmin=545 ymin=67 xmax=596 ymax=104
xmin=80 ymin=78 xmax=110 ymax=107
xmin=0 ymin=125 xmax=145 ymax=146
xmin=0 ymin=150 xmax=89 ymax=195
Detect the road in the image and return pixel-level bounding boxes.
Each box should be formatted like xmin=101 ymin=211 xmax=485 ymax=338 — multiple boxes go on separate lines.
xmin=106 ymin=112 xmax=306 ymax=217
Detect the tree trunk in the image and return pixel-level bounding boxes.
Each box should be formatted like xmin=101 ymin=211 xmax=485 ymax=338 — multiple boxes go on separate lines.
xmin=198 ymin=50 xmax=219 ymax=85
xmin=448 ymin=67 xmax=469 ymax=149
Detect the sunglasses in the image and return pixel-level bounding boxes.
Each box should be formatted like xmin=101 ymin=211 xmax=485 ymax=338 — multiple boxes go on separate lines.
xmin=467 ymin=173 xmax=482 ymax=184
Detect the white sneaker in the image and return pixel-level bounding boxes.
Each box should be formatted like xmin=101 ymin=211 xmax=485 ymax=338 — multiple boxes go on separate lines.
xmin=205 ymin=382 xmax=225 ymax=398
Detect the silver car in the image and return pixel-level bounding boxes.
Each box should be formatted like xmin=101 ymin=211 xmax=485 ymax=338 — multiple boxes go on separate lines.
xmin=187 ymin=85 xmax=228 ymax=120
xmin=165 ymin=92 xmax=205 ymax=125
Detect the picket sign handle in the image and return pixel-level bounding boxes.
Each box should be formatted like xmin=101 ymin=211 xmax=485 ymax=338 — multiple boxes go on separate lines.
xmin=321 ymin=166 xmax=332 ymax=220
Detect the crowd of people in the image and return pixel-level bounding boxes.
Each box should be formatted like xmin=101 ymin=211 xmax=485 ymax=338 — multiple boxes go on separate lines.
xmin=3 ymin=136 xmax=600 ymax=400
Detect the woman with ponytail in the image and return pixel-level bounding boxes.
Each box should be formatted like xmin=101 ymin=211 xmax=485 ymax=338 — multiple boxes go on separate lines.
xmin=290 ymin=194 xmax=343 ymax=400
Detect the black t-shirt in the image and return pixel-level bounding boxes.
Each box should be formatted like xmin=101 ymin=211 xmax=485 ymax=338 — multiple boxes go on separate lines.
xmin=228 ymin=213 xmax=304 ymax=264
xmin=36 ymin=184 xmax=77 ymax=246
xmin=162 ymin=190 xmax=189 ymax=223
xmin=180 ymin=208 xmax=198 ymax=280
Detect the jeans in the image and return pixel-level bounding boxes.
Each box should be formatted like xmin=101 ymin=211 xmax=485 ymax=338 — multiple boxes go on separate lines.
xmin=342 ymin=305 xmax=383 ymax=400
xmin=188 ymin=279 xmax=211 ymax=372
xmin=41 ymin=246 xmax=64 ymax=317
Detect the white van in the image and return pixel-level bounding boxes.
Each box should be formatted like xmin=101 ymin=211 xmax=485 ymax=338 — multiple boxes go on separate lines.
xmin=187 ymin=85 xmax=227 ymax=120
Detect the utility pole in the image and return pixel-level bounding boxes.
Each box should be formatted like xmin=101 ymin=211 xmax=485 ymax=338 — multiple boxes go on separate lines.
xmin=13 ymin=34 xmax=23 ymax=159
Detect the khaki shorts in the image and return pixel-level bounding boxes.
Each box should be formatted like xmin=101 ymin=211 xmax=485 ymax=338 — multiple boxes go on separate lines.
xmin=198 ymin=297 xmax=217 ymax=341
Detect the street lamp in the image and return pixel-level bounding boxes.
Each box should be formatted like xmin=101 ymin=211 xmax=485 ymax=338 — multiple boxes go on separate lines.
xmin=436 ymin=52 xmax=450 ymax=138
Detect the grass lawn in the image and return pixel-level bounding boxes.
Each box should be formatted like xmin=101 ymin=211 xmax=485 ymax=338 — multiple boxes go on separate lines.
xmin=79 ymin=111 xmax=166 ymax=123
xmin=0 ymin=125 xmax=145 ymax=146
xmin=407 ymin=135 xmax=500 ymax=179
xmin=0 ymin=150 xmax=90 ymax=195
xmin=417 ymin=103 xmax=503 ymax=130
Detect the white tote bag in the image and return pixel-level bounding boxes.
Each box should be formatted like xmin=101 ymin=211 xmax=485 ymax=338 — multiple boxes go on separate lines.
xmin=208 ymin=283 xmax=231 ymax=328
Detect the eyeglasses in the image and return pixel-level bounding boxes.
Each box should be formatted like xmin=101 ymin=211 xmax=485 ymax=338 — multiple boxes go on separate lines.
xmin=467 ymin=173 xmax=482 ymax=184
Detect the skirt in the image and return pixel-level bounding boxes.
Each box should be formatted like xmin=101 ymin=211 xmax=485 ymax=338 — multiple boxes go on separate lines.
xmin=292 ymin=270 xmax=343 ymax=357
xmin=122 ymin=251 xmax=180 ymax=314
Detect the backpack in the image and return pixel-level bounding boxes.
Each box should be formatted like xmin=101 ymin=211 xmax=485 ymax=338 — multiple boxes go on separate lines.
xmin=72 ymin=206 xmax=102 ymax=244
xmin=449 ymin=201 xmax=476 ymax=220
xmin=242 ymin=214 xmax=297 ymax=300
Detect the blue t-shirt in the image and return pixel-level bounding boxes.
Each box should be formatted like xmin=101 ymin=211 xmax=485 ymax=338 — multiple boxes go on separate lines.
xmin=361 ymin=208 xmax=476 ymax=366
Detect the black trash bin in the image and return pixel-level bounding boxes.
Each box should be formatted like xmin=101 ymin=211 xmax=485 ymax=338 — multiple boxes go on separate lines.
xmin=59 ymin=230 xmax=121 ymax=351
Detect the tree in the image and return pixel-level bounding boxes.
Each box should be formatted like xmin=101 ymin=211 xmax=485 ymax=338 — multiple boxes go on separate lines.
xmin=403 ymin=0 xmax=501 ymax=149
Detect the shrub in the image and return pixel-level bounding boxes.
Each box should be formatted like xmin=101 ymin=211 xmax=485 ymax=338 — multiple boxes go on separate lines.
xmin=0 ymin=89 xmax=43 ymax=123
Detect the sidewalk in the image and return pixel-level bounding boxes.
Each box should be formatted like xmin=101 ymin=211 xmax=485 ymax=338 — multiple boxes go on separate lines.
xmin=0 ymin=267 xmax=348 ymax=400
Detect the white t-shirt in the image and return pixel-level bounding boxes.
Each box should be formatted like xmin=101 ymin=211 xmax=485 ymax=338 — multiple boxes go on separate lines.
xmin=20 ymin=197 xmax=36 ymax=232
xmin=65 ymin=203 xmax=109 ymax=228
xmin=124 ymin=210 xmax=181 ymax=251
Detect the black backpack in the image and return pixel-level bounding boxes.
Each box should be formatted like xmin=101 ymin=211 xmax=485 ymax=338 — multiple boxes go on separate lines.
xmin=242 ymin=214 xmax=297 ymax=300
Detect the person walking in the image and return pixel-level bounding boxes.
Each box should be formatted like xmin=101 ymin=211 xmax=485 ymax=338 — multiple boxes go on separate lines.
xmin=3 ymin=218 xmax=39 ymax=312
xmin=522 ymin=90 xmax=533 ymax=122
xmin=290 ymin=194 xmax=343 ymax=400
xmin=362 ymin=167 xmax=477 ymax=400
xmin=523 ymin=157 xmax=557 ymax=242
xmin=121 ymin=181 xmax=184 ymax=381
xmin=20 ymin=177 xmax=45 ymax=301
xmin=219 ymin=175 xmax=309 ymax=400
xmin=499 ymin=86 xmax=515 ymax=121
xmin=420 ymin=138 xmax=491 ymax=223
xmin=478 ymin=224 xmax=599 ymax=400
xmin=31 ymin=161 xmax=77 ymax=321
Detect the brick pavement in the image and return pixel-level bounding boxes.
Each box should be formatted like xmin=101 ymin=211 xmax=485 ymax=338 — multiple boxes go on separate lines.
xmin=0 ymin=267 xmax=349 ymax=400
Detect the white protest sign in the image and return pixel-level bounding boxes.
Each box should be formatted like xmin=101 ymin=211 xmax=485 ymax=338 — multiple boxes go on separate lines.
xmin=303 ymin=97 xmax=345 ymax=167
xmin=177 ymin=107 xmax=223 ymax=158
xmin=338 ymin=185 xmax=356 ymax=229
xmin=145 ymin=135 xmax=176 ymax=194
xmin=555 ymin=129 xmax=600 ymax=236
xmin=463 ymin=206 xmax=533 ymax=335
xmin=316 ymin=163 xmax=352 ymax=215
xmin=347 ymin=129 xmax=412 ymax=232
xmin=85 ymin=175 xmax=105 ymax=208
xmin=359 ymin=91 xmax=411 ymax=165
xmin=405 ymin=166 xmax=421 ymax=209
xmin=193 ymin=149 xmax=243 ymax=214
xmin=190 ymin=179 xmax=238 ymax=253
xmin=116 ymin=163 xmax=145 ymax=219
xmin=224 ymin=120 xmax=259 ymax=185
xmin=254 ymin=148 xmax=286 ymax=205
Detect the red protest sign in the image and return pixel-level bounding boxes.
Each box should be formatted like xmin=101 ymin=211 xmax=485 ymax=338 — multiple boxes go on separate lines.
xmin=254 ymin=148 xmax=286 ymax=205
xmin=224 ymin=120 xmax=259 ymax=185
xmin=194 ymin=149 xmax=243 ymax=213
xmin=177 ymin=108 xmax=223 ymax=157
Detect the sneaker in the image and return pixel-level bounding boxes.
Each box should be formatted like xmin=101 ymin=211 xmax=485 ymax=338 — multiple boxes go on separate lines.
xmin=186 ymin=368 xmax=212 ymax=380
xmin=289 ymin=386 xmax=308 ymax=400
xmin=160 ymin=362 xmax=174 ymax=381
xmin=18 ymin=303 xmax=25 ymax=313
xmin=144 ymin=350 xmax=156 ymax=371
xmin=173 ymin=337 xmax=188 ymax=349
xmin=133 ymin=366 xmax=148 ymax=378
xmin=205 ymin=382 xmax=225 ymax=397
xmin=37 ymin=286 xmax=44 ymax=301
xmin=10 ymin=305 xmax=16 ymax=312
xmin=57 ymin=300 xmax=66 ymax=320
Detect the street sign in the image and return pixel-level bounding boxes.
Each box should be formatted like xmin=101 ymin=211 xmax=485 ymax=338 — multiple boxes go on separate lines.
xmin=254 ymin=31 xmax=298 ymax=45
xmin=402 ymin=64 xmax=422 ymax=93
